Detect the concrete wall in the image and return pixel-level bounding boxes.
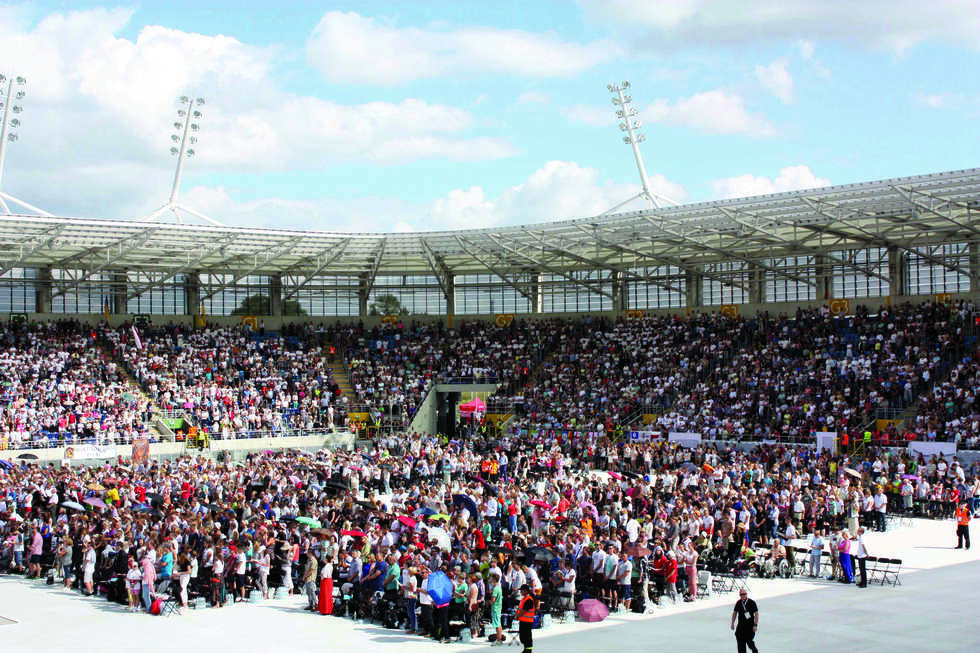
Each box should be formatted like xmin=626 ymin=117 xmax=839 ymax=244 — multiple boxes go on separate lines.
xmin=0 ymin=432 xmax=356 ymax=465
xmin=407 ymin=387 xmax=438 ymax=435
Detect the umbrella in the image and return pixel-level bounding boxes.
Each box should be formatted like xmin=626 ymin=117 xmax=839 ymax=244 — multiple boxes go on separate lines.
xmin=83 ymin=497 xmax=107 ymax=510
xmin=0 ymin=459 xmax=12 ymax=470
xmin=622 ymin=470 xmax=641 ymax=480
xmin=322 ymin=481 xmax=348 ymax=495
xmin=466 ymin=474 xmax=499 ymax=496
xmin=524 ymin=547 xmax=557 ymax=564
xmin=679 ymin=462 xmax=697 ymax=471
xmin=452 ymin=494 xmax=479 ymax=518
xmin=702 ymin=464 xmax=715 ymax=474
xmin=61 ymin=501 xmax=85 ymax=512
xmin=529 ymin=500 xmax=552 ymax=510
xmin=7 ymin=512 xmax=23 ymax=522
xmin=427 ymin=571 xmax=453 ymax=606
xmin=397 ymin=515 xmax=417 ymax=528
xmin=146 ymin=508 xmax=165 ymax=519
xmin=296 ymin=516 xmax=321 ymax=528
xmin=414 ymin=506 xmax=437 ymax=518
xmin=341 ymin=529 xmax=368 ymax=538
xmin=580 ymin=502 xmax=599 ymax=520
xmin=86 ymin=483 xmax=106 ymax=491
xmin=902 ymin=474 xmax=918 ymax=480
xmin=493 ymin=545 xmax=515 ymax=555
xmin=427 ymin=527 xmax=451 ymax=552
xmin=625 ymin=544 xmax=652 ymax=557
xmin=609 ymin=472 xmax=622 ymax=480
xmin=281 ymin=514 xmax=298 ymax=522
xmin=289 ymin=475 xmax=302 ymax=485
xmin=17 ymin=453 xmax=38 ymax=460
xmin=577 ymin=598 xmax=609 ymax=623
xmin=131 ymin=503 xmax=152 ymax=513
xmin=145 ymin=492 xmax=164 ymax=505
xmin=430 ymin=513 xmax=451 ymax=521
xmin=309 ymin=528 xmax=330 ymax=537
xmin=843 ymin=468 xmax=862 ymax=479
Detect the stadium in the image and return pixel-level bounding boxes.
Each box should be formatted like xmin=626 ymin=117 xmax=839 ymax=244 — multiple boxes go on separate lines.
xmin=1 ymin=4 xmax=980 ymax=653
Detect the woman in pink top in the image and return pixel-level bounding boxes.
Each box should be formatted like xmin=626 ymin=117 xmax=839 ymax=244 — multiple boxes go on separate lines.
xmin=683 ymin=540 xmax=699 ymax=601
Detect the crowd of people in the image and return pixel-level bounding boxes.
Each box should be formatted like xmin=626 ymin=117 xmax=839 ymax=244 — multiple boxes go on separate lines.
xmin=0 ymin=320 xmax=154 ymax=449
xmin=105 ymin=324 xmax=347 ymax=438
xmin=1 ymin=413 xmax=975 ymax=645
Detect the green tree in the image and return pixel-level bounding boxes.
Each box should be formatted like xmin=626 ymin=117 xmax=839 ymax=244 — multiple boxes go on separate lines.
xmin=231 ymin=294 xmax=307 ymax=316
xmin=369 ymin=293 xmax=410 ymax=316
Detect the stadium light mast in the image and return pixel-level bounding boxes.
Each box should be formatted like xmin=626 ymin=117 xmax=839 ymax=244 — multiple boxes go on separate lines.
xmin=0 ymin=74 xmax=52 ymax=216
xmin=602 ymin=80 xmax=679 ymax=215
xmin=141 ymin=95 xmax=223 ymax=226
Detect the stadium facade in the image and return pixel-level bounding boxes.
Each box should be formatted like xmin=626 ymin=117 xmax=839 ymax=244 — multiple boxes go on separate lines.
xmin=0 ymin=167 xmax=978 ymax=324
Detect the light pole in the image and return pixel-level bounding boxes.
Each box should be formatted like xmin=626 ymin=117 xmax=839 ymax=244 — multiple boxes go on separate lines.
xmin=0 ymin=74 xmax=52 ymax=216
xmin=141 ymin=95 xmax=223 ymax=225
xmin=602 ymin=80 xmax=678 ymax=215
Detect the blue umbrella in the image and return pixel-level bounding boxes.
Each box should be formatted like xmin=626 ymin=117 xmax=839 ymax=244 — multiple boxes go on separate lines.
xmin=0 ymin=459 xmax=12 ymax=470
xmin=131 ymin=503 xmax=152 ymax=513
xmin=426 ymin=571 xmax=453 ymax=607
xmin=452 ymin=494 xmax=479 ymax=519
xmin=414 ymin=506 xmax=437 ymax=518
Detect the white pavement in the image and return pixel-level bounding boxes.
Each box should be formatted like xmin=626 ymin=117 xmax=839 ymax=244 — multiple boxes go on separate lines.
xmin=0 ymin=516 xmax=975 ymax=653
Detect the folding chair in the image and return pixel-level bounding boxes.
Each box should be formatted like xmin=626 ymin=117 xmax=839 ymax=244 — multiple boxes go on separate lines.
xmin=864 ymin=556 xmax=881 ymax=584
xmin=157 ymin=579 xmax=182 ymax=616
xmin=881 ymin=558 xmax=902 ymax=586
xmin=872 ymin=557 xmax=891 ymax=585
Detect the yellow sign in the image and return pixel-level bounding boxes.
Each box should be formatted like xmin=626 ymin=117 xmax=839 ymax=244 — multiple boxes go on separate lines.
xmin=828 ymin=298 xmax=851 ymax=316
xmin=935 ymin=293 xmax=953 ymax=305
xmin=641 ymin=414 xmax=659 ymax=425
xmin=380 ymin=315 xmax=399 ymax=326
xmin=877 ymin=419 xmax=902 ymax=431
xmin=719 ymin=304 xmax=739 ymax=318
xmin=241 ymin=315 xmax=258 ymax=330
xmin=494 ymin=313 xmax=515 ymax=327
xmin=625 ymin=309 xmax=645 ymax=320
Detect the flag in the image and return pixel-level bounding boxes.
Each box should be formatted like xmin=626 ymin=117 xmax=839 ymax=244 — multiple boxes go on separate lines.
xmin=104 ymin=298 xmax=110 ymax=320
xmin=131 ymin=325 xmax=143 ymax=351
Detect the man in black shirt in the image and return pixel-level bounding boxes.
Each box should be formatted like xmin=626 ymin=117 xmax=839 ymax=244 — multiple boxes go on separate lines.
xmin=730 ymin=589 xmax=759 ymax=653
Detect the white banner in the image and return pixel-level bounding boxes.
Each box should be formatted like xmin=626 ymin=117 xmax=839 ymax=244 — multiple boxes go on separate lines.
xmin=65 ymin=444 xmax=118 ymax=460
xmin=668 ymin=432 xmax=702 ymax=449
xmin=815 ymin=431 xmax=837 ymax=454
xmin=629 ymin=431 xmax=656 ymax=443
xmin=908 ymin=441 xmax=956 ymax=459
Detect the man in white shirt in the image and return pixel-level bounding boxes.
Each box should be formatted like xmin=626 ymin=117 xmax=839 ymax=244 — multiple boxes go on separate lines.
xmin=854 ymin=527 xmax=870 ymax=588
xmin=874 ymin=489 xmax=888 ymax=532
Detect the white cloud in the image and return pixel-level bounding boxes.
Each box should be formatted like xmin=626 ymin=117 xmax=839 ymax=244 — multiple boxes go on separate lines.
xmin=581 ymin=0 xmax=980 ymax=54
xmin=566 ymin=90 xmax=774 ymax=136
xmin=710 ymin=165 xmax=830 ymax=199
xmin=913 ymin=92 xmax=965 ymax=109
xmin=0 ymin=8 xmax=518 ymax=220
xmin=307 ymin=11 xmax=619 ymax=85
xmin=646 ymin=90 xmax=776 ymax=137
xmin=174 ymin=161 xmax=687 ymax=232
xmin=755 ymin=59 xmax=794 ymax=103
xmin=796 ymin=39 xmax=831 ymax=78
xmin=517 ymin=91 xmax=551 ymax=105
xmin=562 ymin=104 xmax=614 ymax=126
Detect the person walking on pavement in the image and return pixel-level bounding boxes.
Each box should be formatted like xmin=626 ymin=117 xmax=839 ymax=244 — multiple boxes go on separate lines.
xmin=515 ymin=583 xmax=537 ymax=653
xmin=955 ymin=502 xmax=971 ymax=550
xmin=730 ymin=588 xmax=759 ymax=653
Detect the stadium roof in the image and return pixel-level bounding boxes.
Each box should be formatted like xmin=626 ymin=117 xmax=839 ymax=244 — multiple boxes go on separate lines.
xmin=0 ymin=167 xmax=978 ymax=297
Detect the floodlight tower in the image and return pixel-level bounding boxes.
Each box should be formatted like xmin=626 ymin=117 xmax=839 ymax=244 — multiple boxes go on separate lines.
xmin=0 ymin=74 xmax=52 ymax=216
xmin=141 ymin=95 xmax=223 ymax=225
xmin=602 ymin=81 xmax=678 ymax=215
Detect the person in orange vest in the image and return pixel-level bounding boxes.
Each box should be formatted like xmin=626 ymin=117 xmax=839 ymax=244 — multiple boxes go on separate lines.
xmin=481 ymin=458 xmax=492 ymax=478
xmin=489 ymin=458 xmax=499 ymax=483
xmin=955 ymin=502 xmax=971 ymax=550
xmin=515 ymin=583 xmax=537 ymax=653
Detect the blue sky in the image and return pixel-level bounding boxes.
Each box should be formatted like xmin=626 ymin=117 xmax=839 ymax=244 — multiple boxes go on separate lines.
xmin=0 ymin=1 xmax=976 ymax=231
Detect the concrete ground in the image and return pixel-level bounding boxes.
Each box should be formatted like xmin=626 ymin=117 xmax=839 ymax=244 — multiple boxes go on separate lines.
xmin=1 ymin=516 xmax=977 ymax=652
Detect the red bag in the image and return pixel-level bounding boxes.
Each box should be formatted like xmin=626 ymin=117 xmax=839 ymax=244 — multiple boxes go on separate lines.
xmin=151 ymin=599 xmax=162 ymax=615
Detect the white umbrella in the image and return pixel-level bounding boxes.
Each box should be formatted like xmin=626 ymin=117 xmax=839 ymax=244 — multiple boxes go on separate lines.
xmin=426 ymin=526 xmax=451 ymax=552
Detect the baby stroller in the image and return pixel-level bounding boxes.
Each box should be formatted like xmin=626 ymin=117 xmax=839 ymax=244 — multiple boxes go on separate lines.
xmin=374 ymin=591 xmax=404 ymax=629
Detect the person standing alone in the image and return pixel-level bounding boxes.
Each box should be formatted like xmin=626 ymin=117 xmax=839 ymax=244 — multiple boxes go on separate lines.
xmin=955 ymin=502 xmax=971 ymax=550
xmin=730 ymin=589 xmax=759 ymax=653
